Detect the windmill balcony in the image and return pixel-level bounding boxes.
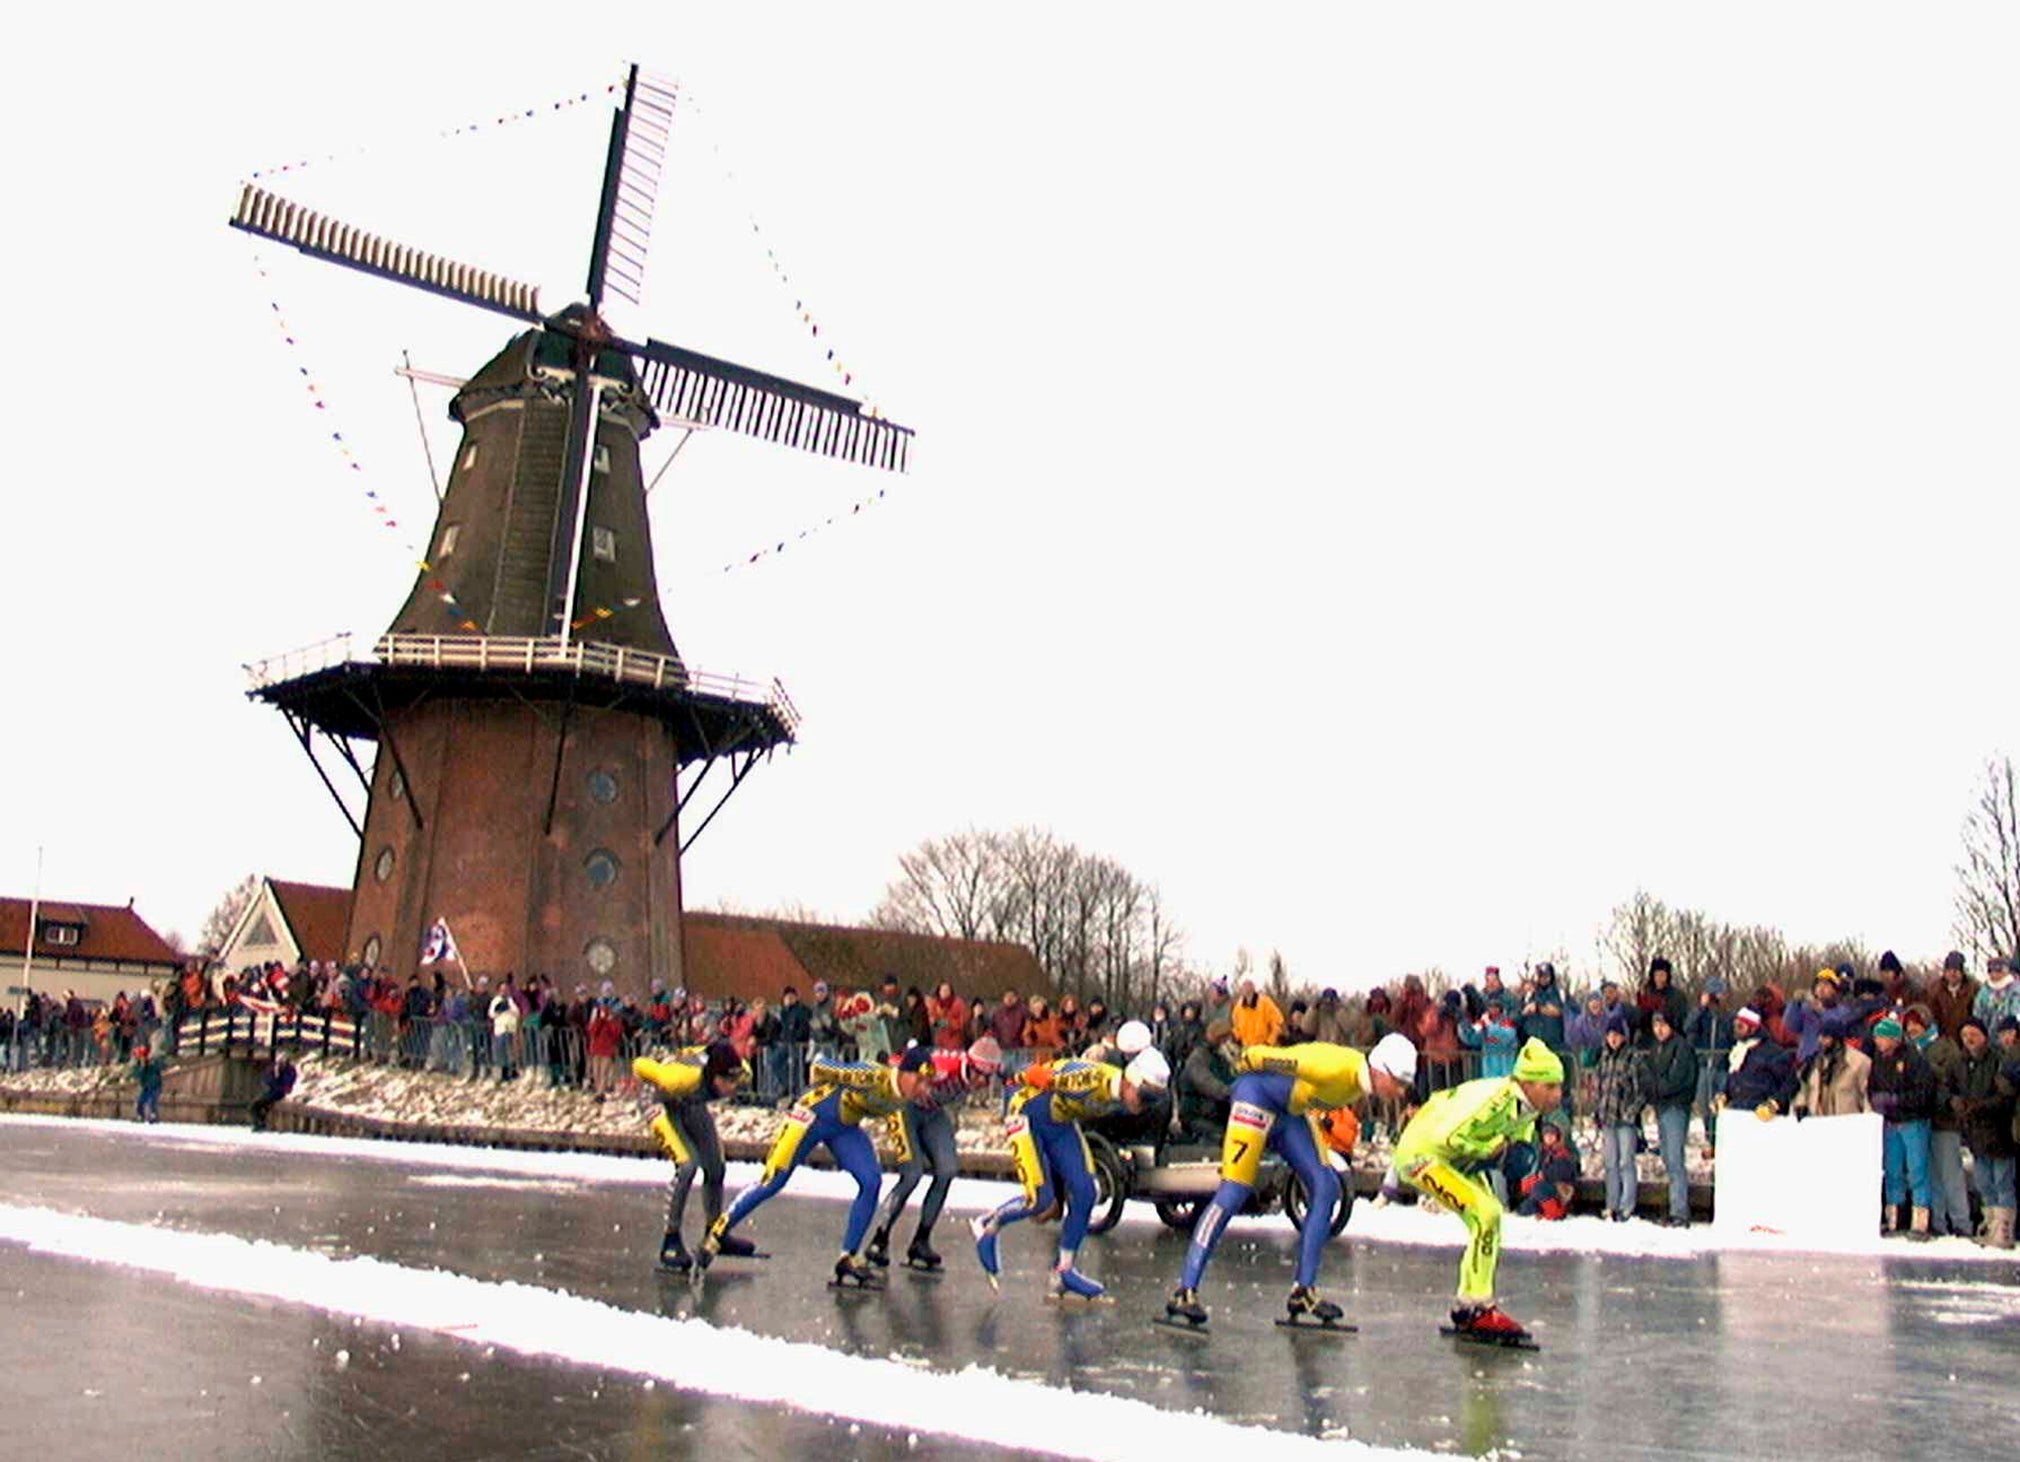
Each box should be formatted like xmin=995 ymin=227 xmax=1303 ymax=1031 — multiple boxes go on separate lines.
xmin=244 ymin=631 xmax=800 ymax=754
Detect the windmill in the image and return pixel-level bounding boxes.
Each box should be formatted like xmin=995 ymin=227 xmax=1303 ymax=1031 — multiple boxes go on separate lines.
xmin=233 ymin=66 xmax=911 ymax=991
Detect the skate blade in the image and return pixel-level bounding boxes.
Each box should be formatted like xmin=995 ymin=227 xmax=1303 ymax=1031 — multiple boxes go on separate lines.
xmin=902 ymin=1263 xmax=946 ymax=1278
xmin=1046 ymin=1291 xmax=1115 ymax=1306
xmin=655 ymin=1260 xmax=693 ymax=1277
xmin=714 ymin=1250 xmax=771 ymax=1261
xmin=827 ymin=1277 xmax=886 ymax=1293
xmin=1275 ymin=1317 xmax=1356 ymax=1333
xmin=1439 ymin=1326 xmax=1539 ymax=1351
xmin=1152 ymin=1314 xmax=1211 ymax=1334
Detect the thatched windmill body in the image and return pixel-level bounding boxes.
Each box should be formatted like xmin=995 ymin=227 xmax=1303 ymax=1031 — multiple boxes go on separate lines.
xmin=233 ymin=68 xmax=911 ymax=991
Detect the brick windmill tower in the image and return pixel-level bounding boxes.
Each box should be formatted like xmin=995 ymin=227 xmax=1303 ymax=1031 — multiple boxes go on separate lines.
xmin=233 ymin=68 xmax=911 ymax=992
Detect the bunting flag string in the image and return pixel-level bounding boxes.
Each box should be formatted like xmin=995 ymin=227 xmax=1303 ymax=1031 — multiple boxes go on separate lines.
xmin=249 ymin=252 xmax=480 ymax=633
xmin=719 ymin=486 xmax=891 ymax=574
xmin=246 ymin=78 xmax=621 ymax=181
xmin=675 ymin=89 xmax=886 ymax=418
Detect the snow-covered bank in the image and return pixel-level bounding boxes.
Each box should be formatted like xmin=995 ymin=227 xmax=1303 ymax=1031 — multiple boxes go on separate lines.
xmin=7 ymin=1112 xmax=2014 ymax=1269
xmin=0 ymin=1202 xmax=1429 ymax=1461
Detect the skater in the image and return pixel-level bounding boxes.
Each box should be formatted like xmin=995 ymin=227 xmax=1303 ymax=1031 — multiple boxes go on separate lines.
xmin=868 ymin=1036 xmax=1003 ymax=1272
xmin=972 ymin=1048 xmax=1172 ymax=1300
xmin=1394 ymin=1037 xmax=1565 ymax=1347
xmin=634 ymin=1041 xmax=749 ymax=1272
xmin=129 ymin=1044 xmax=164 ymax=1124
xmin=701 ymin=1048 xmax=936 ymax=1288
xmin=1165 ymin=1033 xmax=1417 ymax=1330
xmin=247 ymin=1053 xmax=297 ymax=1132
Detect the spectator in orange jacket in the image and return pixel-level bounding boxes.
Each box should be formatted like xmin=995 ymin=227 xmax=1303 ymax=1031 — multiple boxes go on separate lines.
xmin=1021 ymin=997 xmax=1063 ymax=1059
xmin=1230 ymin=979 xmax=1285 ymax=1048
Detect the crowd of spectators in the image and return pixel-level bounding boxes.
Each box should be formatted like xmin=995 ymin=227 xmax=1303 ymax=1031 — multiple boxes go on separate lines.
xmin=9 ymin=942 xmax=2017 ymax=1246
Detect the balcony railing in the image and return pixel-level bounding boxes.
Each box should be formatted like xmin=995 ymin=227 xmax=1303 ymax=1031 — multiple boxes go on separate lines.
xmin=245 ymin=632 xmax=798 ymax=736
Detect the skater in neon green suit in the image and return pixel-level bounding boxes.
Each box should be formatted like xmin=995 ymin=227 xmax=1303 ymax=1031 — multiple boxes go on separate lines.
xmin=1394 ymin=1037 xmax=1564 ymax=1345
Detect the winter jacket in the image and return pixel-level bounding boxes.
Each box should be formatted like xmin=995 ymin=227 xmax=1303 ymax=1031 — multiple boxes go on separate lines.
xmin=1591 ymin=1043 xmax=1645 ymax=1128
xmin=1021 ymin=1013 xmax=1064 ymax=1058
xmin=586 ymin=1008 xmax=624 ymax=1059
xmin=1796 ymin=1044 xmax=1871 ymax=1117
xmin=777 ymin=1002 xmax=812 ymax=1045
xmin=1177 ymin=1042 xmax=1237 ymax=1136
xmin=1724 ymin=1037 xmax=1799 ymax=1113
xmin=1687 ymin=1006 xmax=1736 ymax=1060
xmin=1927 ymin=975 xmax=1980 ymax=1043
xmin=1954 ymin=1046 xmax=2018 ymax=1158
xmin=1635 ymin=983 xmax=1690 ymax=1046
xmin=1643 ymin=1032 xmax=1699 ymax=1110
xmin=1918 ymin=1033 xmax=1964 ymax=1132
xmin=1973 ymin=977 xmax=2020 ymax=1032
xmin=1298 ymin=997 xmax=1353 ymax=1046
xmin=1867 ymin=1042 xmax=1938 ymax=1124
xmin=1231 ymin=992 xmax=1286 ymax=1049
xmin=1518 ymin=973 xmax=1567 ymax=1049
xmin=988 ymin=999 xmax=1027 ymax=1051
xmin=1458 ymin=1014 xmax=1520 ymax=1079
xmin=1781 ymin=998 xmax=1839 ymax=1063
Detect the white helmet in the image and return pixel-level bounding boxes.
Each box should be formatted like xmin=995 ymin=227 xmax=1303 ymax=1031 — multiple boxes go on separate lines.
xmin=1368 ymin=1032 xmax=1419 ymax=1084
xmin=1114 ymin=1019 xmax=1152 ymax=1056
xmin=1123 ymin=1046 xmax=1171 ymax=1092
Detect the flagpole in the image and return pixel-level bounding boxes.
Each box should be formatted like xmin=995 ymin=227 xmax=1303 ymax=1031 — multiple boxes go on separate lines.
xmin=18 ymin=846 xmax=41 ymax=1019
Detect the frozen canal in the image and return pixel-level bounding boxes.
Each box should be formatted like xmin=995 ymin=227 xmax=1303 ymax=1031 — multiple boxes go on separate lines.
xmin=3 ymin=1116 xmax=2016 ymax=1459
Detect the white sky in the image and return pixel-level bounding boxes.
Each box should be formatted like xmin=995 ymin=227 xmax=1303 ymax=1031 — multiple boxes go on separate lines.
xmin=2 ymin=4 xmax=2015 ymax=986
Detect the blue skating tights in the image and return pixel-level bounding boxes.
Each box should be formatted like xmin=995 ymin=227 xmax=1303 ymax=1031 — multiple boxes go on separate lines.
xmin=722 ymin=1107 xmax=884 ymax=1254
xmin=1181 ymin=1073 xmax=1341 ymax=1290
xmin=984 ymin=1105 xmax=1097 ymax=1252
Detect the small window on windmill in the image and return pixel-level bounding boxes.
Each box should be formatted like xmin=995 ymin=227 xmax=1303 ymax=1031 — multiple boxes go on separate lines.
xmin=461 ymin=444 xmax=479 ymax=471
xmin=438 ymin=524 xmax=461 ymax=559
xmin=361 ymin=934 xmax=382 ymax=969
xmin=591 ymin=526 xmax=617 ymax=563
xmin=593 ymin=444 xmax=611 ymax=474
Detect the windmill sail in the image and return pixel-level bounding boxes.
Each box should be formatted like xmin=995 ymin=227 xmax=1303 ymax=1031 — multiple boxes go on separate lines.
xmin=586 ymin=66 xmax=677 ymax=311
xmin=635 ymin=338 xmax=913 ymax=473
xmin=230 ymin=184 xmax=543 ymax=323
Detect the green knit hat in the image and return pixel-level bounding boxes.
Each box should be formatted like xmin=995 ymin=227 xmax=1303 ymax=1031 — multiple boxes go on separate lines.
xmin=1513 ymin=1038 xmax=1565 ymax=1085
xmin=1873 ymin=1016 xmax=1904 ymax=1041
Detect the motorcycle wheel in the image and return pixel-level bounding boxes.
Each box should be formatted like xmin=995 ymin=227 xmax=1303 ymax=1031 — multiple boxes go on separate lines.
xmin=1085 ymin=1132 xmax=1130 ymax=1236
xmin=1154 ymin=1198 xmax=1203 ymax=1231
xmin=1284 ymin=1172 xmax=1355 ymax=1237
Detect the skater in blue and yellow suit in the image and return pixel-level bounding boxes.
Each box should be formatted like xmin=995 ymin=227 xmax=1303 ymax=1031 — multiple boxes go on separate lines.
xmin=703 ymin=1048 xmax=934 ymax=1286
xmin=1166 ymin=1033 xmax=1418 ymax=1327
xmin=971 ymin=1048 xmax=1171 ymax=1299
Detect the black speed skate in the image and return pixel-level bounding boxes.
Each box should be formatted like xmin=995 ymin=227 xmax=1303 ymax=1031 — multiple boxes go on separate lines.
xmin=1277 ymin=1285 xmax=1355 ymax=1332
xmin=1441 ymin=1303 xmax=1539 ymax=1351
xmin=656 ymin=1231 xmax=691 ymax=1274
xmin=903 ymin=1235 xmax=944 ymax=1273
xmin=1154 ymin=1286 xmax=1210 ymax=1332
xmin=714 ymin=1233 xmax=764 ymax=1259
xmin=829 ymin=1254 xmax=885 ymax=1291
xmin=866 ymin=1227 xmax=893 ymax=1268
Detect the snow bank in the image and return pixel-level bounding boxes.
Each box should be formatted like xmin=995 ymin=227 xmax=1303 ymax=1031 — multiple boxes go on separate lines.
xmin=0 ymin=1203 xmax=1432 ymax=1461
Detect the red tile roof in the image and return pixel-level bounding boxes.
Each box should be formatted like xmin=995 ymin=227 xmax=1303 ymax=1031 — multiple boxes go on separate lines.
xmin=0 ymin=897 xmax=182 ymax=967
xmin=682 ymin=912 xmax=1043 ymax=1003
xmin=268 ymin=880 xmax=352 ymax=964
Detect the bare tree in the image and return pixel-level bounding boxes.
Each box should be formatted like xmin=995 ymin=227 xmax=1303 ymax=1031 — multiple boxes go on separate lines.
xmin=1144 ymin=886 xmax=1186 ymax=1009
xmin=198 ymin=874 xmax=260 ymax=957
xmin=869 ymin=828 xmax=1010 ymax=942
xmin=1955 ymin=754 xmax=2020 ymax=965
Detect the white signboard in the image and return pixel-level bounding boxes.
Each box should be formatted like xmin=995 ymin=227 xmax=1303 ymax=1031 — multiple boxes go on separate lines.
xmin=1713 ymin=1110 xmax=1882 ymax=1244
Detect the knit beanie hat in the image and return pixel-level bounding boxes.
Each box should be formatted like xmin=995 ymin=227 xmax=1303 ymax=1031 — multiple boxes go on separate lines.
xmin=1513 ymin=1038 xmax=1565 ymax=1085
xmin=1734 ymin=1007 xmax=1762 ymax=1030
xmin=1872 ymin=1016 xmax=1904 ymax=1041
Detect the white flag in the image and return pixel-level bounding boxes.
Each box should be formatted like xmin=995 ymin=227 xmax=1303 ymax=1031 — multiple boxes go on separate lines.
xmin=420 ymin=918 xmax=459 ymax=966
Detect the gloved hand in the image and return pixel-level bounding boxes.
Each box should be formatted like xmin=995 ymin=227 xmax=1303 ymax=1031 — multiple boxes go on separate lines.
xmin=1755 ymin=1102 xmax=1777 ymax=1121
xmin=1869 ymin=1093 xmax=1897 ymax=1121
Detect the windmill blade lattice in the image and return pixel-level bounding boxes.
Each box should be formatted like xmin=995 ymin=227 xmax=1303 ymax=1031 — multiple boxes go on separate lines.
xmin=231 ymin=184 xmax=543 ymax=324
xmin=635 ymin=337 xmax=913 ymax=473
xmin=588 ymin=68 xmax=677 ymax=310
